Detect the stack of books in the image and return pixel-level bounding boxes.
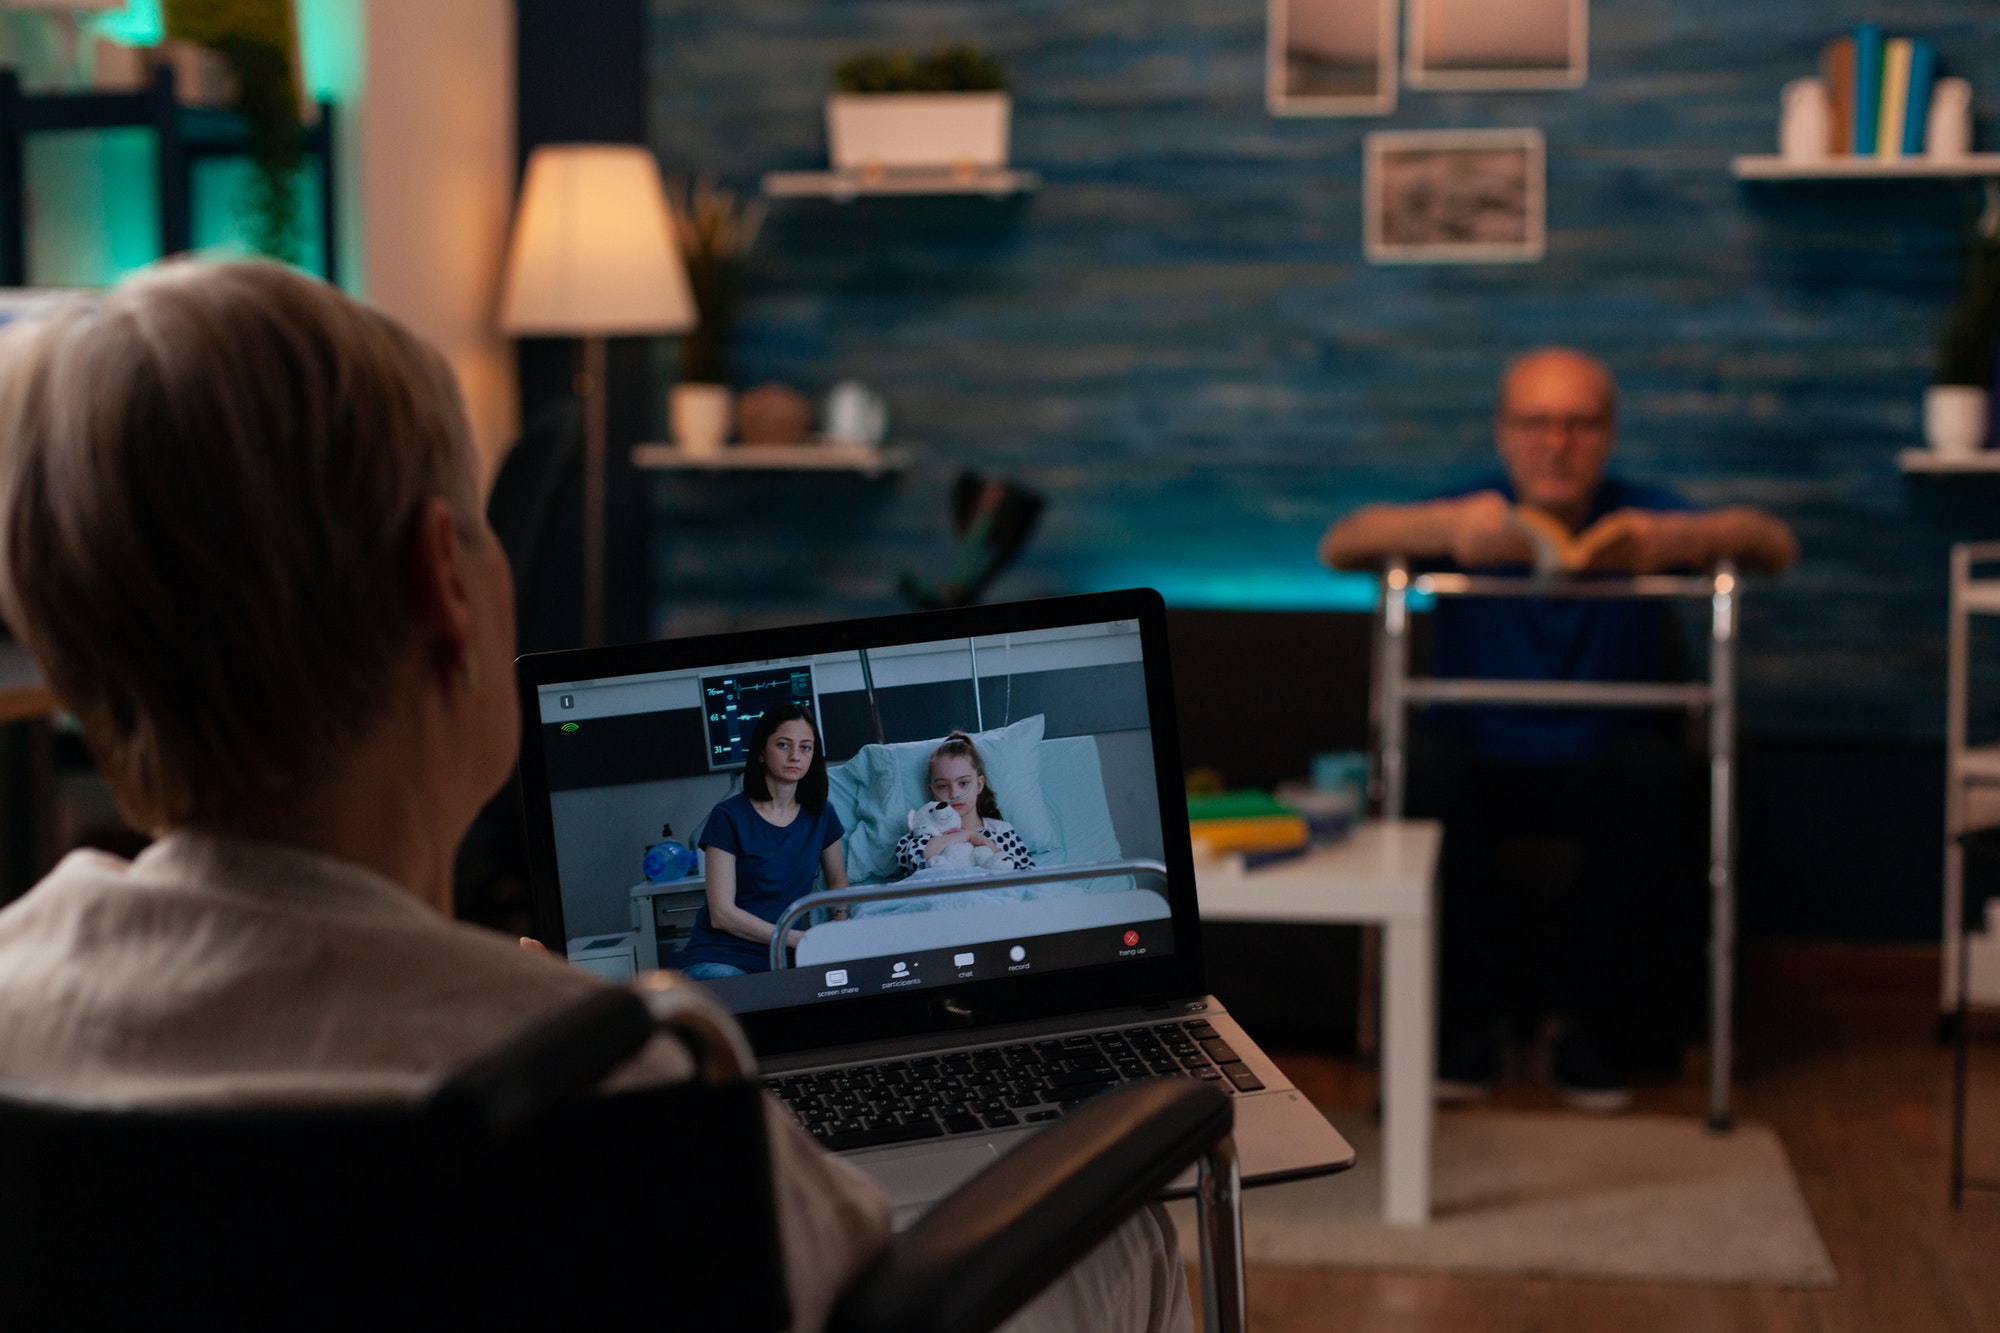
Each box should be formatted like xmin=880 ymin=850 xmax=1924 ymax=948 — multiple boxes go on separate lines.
xmin=1820 ymin=26 xmax=1939 ymax=159
xmin=1186 ymin=791 xmax=1310 ymax=865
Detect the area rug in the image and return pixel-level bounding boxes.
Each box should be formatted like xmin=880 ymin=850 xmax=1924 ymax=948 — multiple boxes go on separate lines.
xmin=1166 ymin=1109 xmax=1837 ymax=1287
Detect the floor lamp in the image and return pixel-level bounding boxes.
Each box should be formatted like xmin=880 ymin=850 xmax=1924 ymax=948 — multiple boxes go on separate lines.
xmin=498 ymin=144 xmax=696 ymax=647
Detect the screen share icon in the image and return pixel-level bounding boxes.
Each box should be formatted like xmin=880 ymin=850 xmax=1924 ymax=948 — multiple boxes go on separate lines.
xmin=824 ymin=969 xmax=848 ymax=986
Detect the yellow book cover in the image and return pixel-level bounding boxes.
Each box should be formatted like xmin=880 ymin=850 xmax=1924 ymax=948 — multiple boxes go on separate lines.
xmin=1189 ymin=815 xmax=1310 ymax=854
xmin=1878 ymin=39 xmax=1912 ymax=160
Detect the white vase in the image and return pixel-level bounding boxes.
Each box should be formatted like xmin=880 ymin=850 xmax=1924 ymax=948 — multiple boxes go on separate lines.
xmin=1779 ymin=78 xmax=1831 ymax=163
xmin=825 ymin=92 xmax=1011 ymax=174
xmin=671 ymin=383 xmax=733 ymax=457
xmin=1928 ymin=78 xmax=1975 ymax=161
xmin=1925 ymin=384 xmax=1989 ymax=457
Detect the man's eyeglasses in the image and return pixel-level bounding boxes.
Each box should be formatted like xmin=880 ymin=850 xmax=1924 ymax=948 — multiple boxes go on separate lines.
xmin=1500 ymin=412 xmax=1612 ymax=439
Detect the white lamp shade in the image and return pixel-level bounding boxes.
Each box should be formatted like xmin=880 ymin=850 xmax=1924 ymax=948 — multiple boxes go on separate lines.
xmin=497 ymin=144 xmax=697 ymax=337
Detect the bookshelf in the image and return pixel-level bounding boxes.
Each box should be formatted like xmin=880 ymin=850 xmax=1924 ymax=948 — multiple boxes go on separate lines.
xmin=1900 ymin=449 xmax=2000 ymax=474
xmin=1731 ymin=154 xmax=2000 ymax=180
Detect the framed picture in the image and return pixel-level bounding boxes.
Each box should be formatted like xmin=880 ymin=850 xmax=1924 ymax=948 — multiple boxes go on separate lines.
xmin=1267 ymin=0 xmax=1397 ymax=116
xmin=1405 ymin=0 xmax=1587 ymax=90
xmin=1364 ymin=129 xmax=1546 ymax=265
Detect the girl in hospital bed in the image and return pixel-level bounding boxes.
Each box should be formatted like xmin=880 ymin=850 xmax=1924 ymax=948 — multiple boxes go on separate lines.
xmin=677 ymin=703 xmax=848 ymax=978
xmin=893 ymin=731 xmax=1036 ymax=876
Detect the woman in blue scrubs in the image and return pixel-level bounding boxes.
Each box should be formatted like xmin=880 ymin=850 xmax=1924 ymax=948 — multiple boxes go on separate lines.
xmin=678 ymin=703 xmax=848 ymax=978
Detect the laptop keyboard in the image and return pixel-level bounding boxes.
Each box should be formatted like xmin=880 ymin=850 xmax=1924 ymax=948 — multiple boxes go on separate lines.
xmin=767 ymin=1018 xmax=1265 ymax=1153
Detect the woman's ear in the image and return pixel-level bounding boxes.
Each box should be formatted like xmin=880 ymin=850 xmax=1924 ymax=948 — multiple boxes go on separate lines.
xmin=405 ymin=496 xmax=474 ymax=683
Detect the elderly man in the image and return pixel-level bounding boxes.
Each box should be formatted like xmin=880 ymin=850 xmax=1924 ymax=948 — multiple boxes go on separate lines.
xmin=1320 ymin=348 xmax=1795 ymax=1110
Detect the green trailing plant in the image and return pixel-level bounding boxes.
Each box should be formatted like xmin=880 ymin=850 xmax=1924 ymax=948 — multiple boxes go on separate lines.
xmin=666 ymin=179 xmax=765 ymax=385
xmin=164 ymin=0 xmax=304 ymax=264
xmin=834 ymin=45 xmax=1006 ymax=94
xmin=1939 ymin=199 xmax=2000 ymax=386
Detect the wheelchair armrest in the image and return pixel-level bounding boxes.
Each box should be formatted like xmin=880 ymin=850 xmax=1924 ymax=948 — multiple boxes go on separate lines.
xmin=829 ymin=1079 xmax=1231 ymax=1333
xmin=426 ymin=988 xmax=655 ymax=1145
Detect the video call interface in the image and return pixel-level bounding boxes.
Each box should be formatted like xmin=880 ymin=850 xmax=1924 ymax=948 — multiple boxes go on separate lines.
xmin=534 ymin=620 xmax=1177 ymax=1014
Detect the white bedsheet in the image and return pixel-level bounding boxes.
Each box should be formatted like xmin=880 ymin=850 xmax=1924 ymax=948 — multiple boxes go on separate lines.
xmin=794 ymin=888 xmax=1171 ymax=967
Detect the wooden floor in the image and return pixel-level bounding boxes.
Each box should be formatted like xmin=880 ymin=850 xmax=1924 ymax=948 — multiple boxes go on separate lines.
xmin=1201 ymin=945 xmax=2000 ymax=1332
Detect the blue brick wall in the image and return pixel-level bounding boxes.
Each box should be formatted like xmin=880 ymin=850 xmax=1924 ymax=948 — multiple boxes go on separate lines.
xmin=645 ymin=0 xmax=2000 ymax=745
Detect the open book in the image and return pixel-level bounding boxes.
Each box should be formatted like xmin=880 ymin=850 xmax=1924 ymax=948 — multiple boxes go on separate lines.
xmin=1505 ymin=505 xmax=1639 ymax=576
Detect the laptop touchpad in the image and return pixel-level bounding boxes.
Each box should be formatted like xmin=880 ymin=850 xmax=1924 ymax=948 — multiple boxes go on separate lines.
xmin=855 ymin=1140 xmax=1002 ymax=1223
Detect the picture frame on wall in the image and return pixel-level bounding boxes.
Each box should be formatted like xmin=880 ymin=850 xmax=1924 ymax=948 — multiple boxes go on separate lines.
xmin=1267 ymin=0 xmax=1397 ymax=116
xmin=1405 ymin=0 xmax=1586 ymax=90
xmin=1364 ymin=128 xmax=1546 ymax=265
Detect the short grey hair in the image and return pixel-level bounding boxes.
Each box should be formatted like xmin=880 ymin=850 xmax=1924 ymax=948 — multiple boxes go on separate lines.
xmin=0 ymin=261 xmax=481 ymax=828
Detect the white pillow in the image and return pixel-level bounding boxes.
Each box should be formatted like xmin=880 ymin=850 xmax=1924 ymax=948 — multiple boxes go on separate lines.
xmin=832 ymin=714 xmax=1059 ymax=883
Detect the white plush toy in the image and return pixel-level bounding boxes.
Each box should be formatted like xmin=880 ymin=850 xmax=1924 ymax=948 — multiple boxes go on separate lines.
xmin=906 ymin=801 xmax=1017 ymax=872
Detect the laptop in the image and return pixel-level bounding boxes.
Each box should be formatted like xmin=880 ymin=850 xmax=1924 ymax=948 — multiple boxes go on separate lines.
xmin=516 ymin=589 xmax=1353 ymax=1222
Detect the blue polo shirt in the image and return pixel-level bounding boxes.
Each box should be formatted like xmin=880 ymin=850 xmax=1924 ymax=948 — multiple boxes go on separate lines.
xmin=678 ymin=792 xmax=844 ymax=974
xmin=1423 ymin=475 xmax=1698 ymax=764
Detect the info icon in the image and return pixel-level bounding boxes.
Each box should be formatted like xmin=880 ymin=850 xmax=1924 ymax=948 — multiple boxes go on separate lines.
xmin=1123 ymin=930 xmax=1140 ymax=947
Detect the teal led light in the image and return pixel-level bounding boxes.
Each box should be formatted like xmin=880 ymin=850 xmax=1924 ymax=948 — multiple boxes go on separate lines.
xmin=1077 ymin=564 xmax=1430 ymax=613
xmin=92 ymin=0 xmax=163 ymax=45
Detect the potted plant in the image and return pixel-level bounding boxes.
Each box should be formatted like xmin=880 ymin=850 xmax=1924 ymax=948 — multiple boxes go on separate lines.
xmin=1929 ymin=222 xmax=2000 ymax=456
xmin=665 ymin=178 xmax=764 ymax=456
xmin=164 ymin=0 xmax=305 ymax=264
xmin=827 ymin=45 xmax=1009 ymax=179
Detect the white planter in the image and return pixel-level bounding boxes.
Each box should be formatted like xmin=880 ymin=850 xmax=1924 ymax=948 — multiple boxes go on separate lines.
xmin=826 ymin=92 xmax=1010 ymax=173
xmin=670 ymin=383 xmax=733 ymax=457
xmin=1925 ymin=384 xmax=1989 ymax=457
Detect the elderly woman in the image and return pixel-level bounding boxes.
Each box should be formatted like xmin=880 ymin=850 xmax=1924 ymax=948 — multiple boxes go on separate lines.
xmin=0 ymin=263 xmax=1185 ymax=1333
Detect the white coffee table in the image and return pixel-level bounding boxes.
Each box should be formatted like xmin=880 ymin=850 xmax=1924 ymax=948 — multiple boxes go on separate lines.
xmin=1194 ymin=819 xmax=1441 ymax=1224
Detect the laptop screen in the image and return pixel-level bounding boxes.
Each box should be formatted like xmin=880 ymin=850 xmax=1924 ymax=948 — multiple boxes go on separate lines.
xmin=515 ymin=592 xmax=1204 ymax=1043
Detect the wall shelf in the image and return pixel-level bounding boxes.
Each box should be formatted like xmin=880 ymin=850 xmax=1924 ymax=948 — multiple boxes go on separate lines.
xmin=1900 ymin=449 xmax=2000 ymax=474
xmin=1731 ymin=154 xmax=2000 ymax=180
xmin=761 ymin=167 xmax=1038 ymax=201
xmin=630 ymin=442 xmax=913 ymax=476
